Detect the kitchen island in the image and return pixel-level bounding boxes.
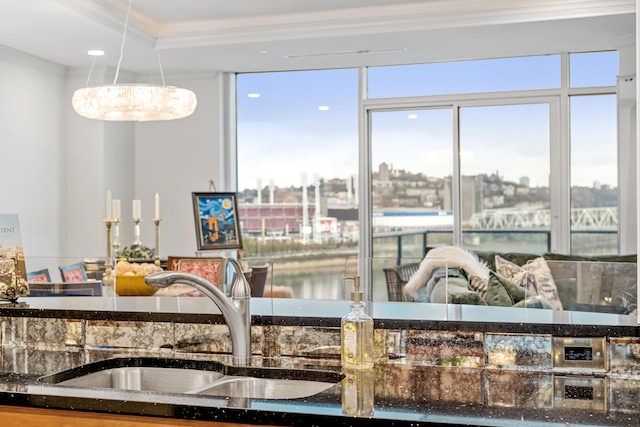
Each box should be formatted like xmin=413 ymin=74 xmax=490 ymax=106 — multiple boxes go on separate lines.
xmin=0 ymin=297 xmax=638 ymax=426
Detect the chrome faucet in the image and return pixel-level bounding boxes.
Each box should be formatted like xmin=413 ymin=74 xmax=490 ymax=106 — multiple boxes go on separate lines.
xmin=144 ymin=257 xmax=251 ymax=366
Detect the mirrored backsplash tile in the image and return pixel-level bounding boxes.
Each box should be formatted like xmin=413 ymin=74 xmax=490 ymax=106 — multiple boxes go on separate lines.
xmin=609 ymin=377 xmax=640 ymax=413
xmin=86 ymin=320 xmax=173 ymax=350
xmin=423 ymin=367 xmax=483 ymax=403
xmin=485 ymin=333 xmax=552 ymax=370
xmin=25 ymin=318 xmax=83 ymax=349
xmin=1 ymin=346 xmax=85 ymax=376
xmin=0 ymin=315 xmax=638 ymax=379
xmin=485 ymin=370 xmax=553 ymax=408
xmin=275 ymin=326 xmax=340 ymax=357
xmin=173 ymin=323 xmax=230 ymax=354
xmin=405 ymin=330 xmax=484 ymax=367
xmin=610 ymin=337 xmax=640 ymax=376
xmin=2 ymin=317 xmax=26 ymax=347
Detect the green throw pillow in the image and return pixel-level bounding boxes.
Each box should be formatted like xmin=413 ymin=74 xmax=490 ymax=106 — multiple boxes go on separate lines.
xmin=485 ymin=272 xmax=534 ymax=306
xmin=485 ymin=273 xmax=514 ymax=306
xmin=495 ymin=272 xmax=530 ymax=303
xmin=451 ymin=291 xmax=487 ymax=306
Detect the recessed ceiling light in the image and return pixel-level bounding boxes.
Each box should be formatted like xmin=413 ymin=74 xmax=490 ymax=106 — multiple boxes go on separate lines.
xmin=408 ymin=114 xmax=418 ymax=119
xmin=248 ymin=93 xmax=261 ymax=98
xmin=87 ymin=50 xmax=105 ymax=56
xmin=259 ymin=50 xmax=269 ymax=54
xmin=318 ymin=106 xmax=330 ymax=111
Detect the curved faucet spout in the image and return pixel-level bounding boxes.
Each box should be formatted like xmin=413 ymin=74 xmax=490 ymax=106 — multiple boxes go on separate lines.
xmin=145 ymin=258 xmax=251 ymax=366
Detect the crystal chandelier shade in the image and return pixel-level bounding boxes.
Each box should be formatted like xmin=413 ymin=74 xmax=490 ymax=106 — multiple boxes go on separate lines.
xmin=71 ymin=0 xmax=197 ymax=122
xmin=72 ymin=84 xmax=197 ymax=121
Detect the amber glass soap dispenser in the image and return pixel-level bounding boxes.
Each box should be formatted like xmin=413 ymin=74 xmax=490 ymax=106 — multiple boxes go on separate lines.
xmin=341 ymin=275 xmax=374 ymax=369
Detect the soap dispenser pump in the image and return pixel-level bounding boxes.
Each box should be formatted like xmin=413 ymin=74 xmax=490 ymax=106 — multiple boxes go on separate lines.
xmin=341 ymin=275 xmax=374 ymax=369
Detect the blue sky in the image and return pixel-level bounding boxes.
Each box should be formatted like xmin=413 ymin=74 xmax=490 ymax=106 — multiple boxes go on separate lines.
xmin=237 ymin=52 xmax=618 ymax=191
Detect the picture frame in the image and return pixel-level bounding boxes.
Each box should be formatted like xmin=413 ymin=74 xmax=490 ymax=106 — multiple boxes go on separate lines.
xmin=192 ymin=192 xmax=242 ymax=251
xmin=29 ymin=281 xmax=102 ymax=297
xmin=59 ymin=262 xmax=88 ymax=283
xmin=167 ymin=256 xmax=227 ymax=287
xmin=27 ymin=268 xmax=52 ymax=283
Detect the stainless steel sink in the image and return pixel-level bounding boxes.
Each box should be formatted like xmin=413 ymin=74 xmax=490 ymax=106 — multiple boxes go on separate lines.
xmin=38 ymin=357 xmax=343 ymax=400
xmin=188 ymin=375 xmax=335 ymax=399
xmin=57 ymin=367 xmax=224 ymax=394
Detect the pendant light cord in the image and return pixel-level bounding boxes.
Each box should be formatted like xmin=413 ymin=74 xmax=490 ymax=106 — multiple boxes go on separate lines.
xmin=85 ymin=56 xmax=97 ymax=86
xmin=113 ymin=0 xmax=133 ymax=84
xmin=156 ymin=48 xmax=167 ymax=86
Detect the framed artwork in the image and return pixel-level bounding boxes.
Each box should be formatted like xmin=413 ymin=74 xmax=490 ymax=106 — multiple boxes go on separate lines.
xmin=59 ymin=262 xmax=88 ymax=283
xmin=29 ymin=281 xmax=102 ymax=297
xmin=167 ymin=257 xmax=226 ymax=286
xmin=192 ymin=192 xmax=242 ymax=251
xmin=27 ymin=268 xmax=51 ymax=283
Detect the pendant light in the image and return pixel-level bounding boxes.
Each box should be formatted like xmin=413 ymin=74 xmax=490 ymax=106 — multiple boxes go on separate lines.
xmin=72 ymin=0 xmax=197 ymax=121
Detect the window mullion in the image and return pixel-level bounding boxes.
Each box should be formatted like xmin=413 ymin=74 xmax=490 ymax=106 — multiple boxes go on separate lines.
xmin=358 ymin=67 xmax=373 ymax=302
xmin=452 ymin=106 xmax=462 ymax=246
xmin=550 ymin=52 xmax=571 ymax=254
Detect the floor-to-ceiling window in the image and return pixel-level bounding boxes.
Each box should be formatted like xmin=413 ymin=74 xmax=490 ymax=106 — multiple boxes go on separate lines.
xmin=236 ymin=51 xmax=619 ymax=301
xmin=568 ymin=51 xmax=619 ymax=255
xmin=236 ymin=69 xmax=359 ymax=299
xmin=458 ymin=102 xmax=551 ymax=252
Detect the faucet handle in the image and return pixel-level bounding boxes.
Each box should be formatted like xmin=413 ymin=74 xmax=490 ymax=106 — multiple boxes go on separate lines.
xmin=227 ymin=257 xmax=251 ymax=299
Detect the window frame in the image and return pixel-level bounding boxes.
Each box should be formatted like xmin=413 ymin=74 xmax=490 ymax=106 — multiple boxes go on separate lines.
xmin=230 ymin=51 xmax=621 ymax=302
xmin=361 ymin=92 xmax=562 ymax=269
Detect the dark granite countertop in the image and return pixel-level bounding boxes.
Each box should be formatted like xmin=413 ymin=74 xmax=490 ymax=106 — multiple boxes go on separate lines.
xmin=1 ymin=296 xmax=638 ymax=337
xmin=0 ymin=348 xmax=638 ymax=427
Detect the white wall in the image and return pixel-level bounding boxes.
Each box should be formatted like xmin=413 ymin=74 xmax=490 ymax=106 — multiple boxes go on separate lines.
xmin=0 ymin=46 xmax=224 ymax=270
xmin=0 ymin=46 xmax=66 ymax=260
xmin=134 ymin=74 xmax=224 ymax=257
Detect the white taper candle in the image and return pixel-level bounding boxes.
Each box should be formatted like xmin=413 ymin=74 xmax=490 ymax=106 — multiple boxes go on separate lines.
xmin=112 ymin=199 xmax=121 ymax=220
xmin=106 ymin=190 xmax=112 ymax=220
xmin=133 ymin=199 xmax=141 ymax=220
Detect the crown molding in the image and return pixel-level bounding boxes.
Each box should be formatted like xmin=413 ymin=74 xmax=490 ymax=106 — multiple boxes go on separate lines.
xmin=56 ymin=0 xmax=635 ymax=51
xmin=54 ymin=0 xmax=157 ymax=46
xmin=155 ymin=0 xmax=636 ymax=49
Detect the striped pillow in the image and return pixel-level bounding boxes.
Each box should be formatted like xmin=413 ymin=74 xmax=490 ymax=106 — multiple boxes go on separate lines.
xmin=495 ymin=255 xmax=563 ymax=310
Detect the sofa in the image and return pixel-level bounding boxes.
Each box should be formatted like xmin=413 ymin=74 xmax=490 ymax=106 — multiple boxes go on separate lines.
xmin=383 ymin=247 xmax=637 ymax=314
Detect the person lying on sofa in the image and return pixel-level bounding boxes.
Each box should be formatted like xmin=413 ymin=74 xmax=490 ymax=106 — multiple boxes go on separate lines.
xmin=403 ymin=246 xmax=554 ymax=309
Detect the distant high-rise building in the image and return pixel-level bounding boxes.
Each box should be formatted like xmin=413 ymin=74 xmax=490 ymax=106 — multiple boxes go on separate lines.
xmin=379 ymin=162 xmax=390 ymax=181
xmin=257 ymin=179 xmax=263 ymax=204
xmin=443 ymin=176 xmax=452 ymax=211
xmin=269 ymin=179 xmax=275 ymax=204
xmin=461 ymin=176 xmax=483 ymax=223
xmin=520 ymin=176 xmax=530 ymax=187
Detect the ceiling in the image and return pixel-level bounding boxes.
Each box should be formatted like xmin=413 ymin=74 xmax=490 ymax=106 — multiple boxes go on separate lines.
xmin=0 ymin=0 xmax=635 ymax=77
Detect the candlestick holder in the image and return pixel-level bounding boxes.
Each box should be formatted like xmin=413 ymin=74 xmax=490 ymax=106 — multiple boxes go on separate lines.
xmin=112 ymin=220 xmax=121 ymax=256
xmin=132 ymin=218 xmax=142 ymax=246
xmin=103 ymin=218 xmax=119 ymax=297
xmin=103 ymin=219 xmax=115 ymax=260
xmin=153 ymin=218 xmax=161 ymax=265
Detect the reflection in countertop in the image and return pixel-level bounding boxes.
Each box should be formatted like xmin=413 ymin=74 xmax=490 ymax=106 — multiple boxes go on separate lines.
xmin=0 ymin=346 xmax=638 ymax=427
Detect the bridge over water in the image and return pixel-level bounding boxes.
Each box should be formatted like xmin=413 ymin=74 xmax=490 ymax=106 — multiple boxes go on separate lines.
xmin=467 ymin=207 xmax=618 ymax=229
